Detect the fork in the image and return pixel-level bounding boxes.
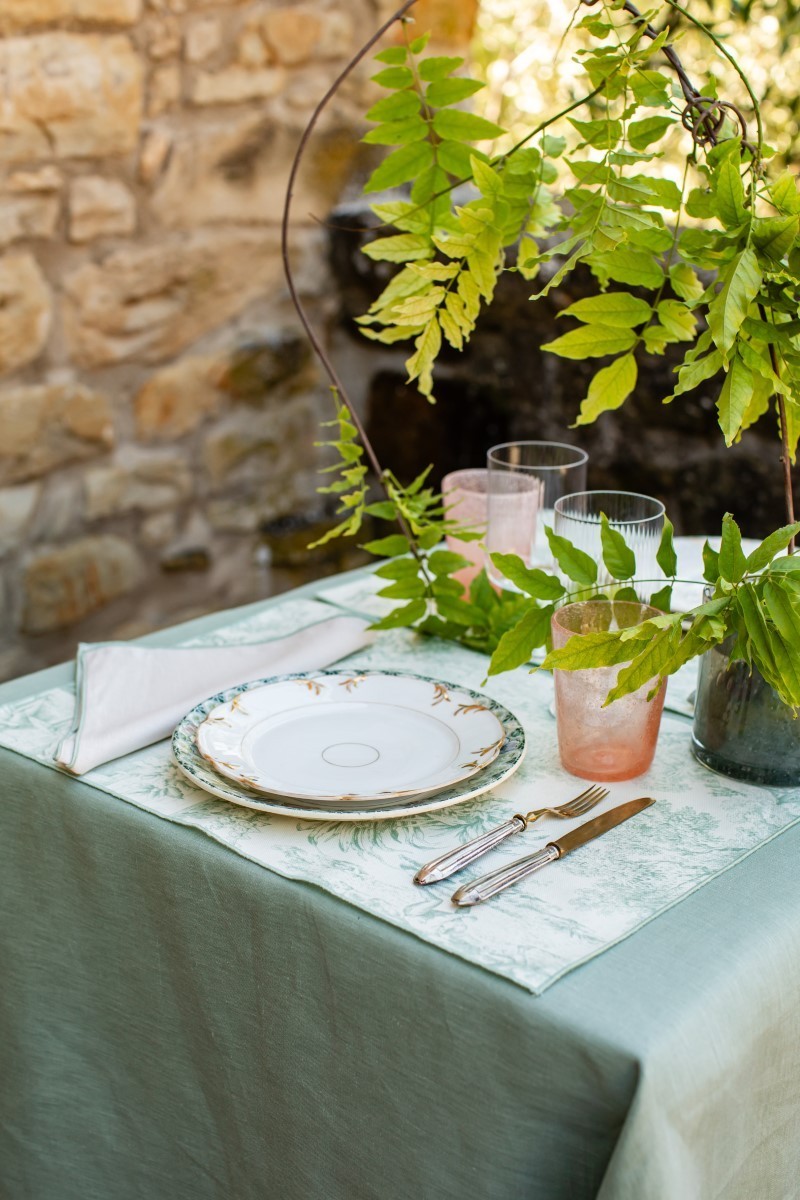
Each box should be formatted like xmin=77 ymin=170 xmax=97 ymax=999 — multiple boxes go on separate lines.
xmin=413 ymin=785 xmax=609 ymax=885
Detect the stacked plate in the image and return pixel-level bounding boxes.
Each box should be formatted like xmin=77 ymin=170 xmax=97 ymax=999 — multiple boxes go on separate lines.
xmin=172 ymin=669 xmax=526 ymax=821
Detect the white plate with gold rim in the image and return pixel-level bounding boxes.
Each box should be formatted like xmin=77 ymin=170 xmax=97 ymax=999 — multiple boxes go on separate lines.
xmin=173 ymin=675 xmax=525 ymax=822
xmin=194 ymin=669 xmax=507 ymax=803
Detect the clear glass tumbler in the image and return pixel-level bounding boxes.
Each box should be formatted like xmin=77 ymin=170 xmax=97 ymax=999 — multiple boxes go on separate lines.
xmin=487 ymin=442 xmax=588 ymax=580
xmin=442 ymin=469 xmax=538 ymax=590
xmin=553 ymin=491 xmax=665 ymax=599
xmin=551 ymin=600 xmax=667 ymax=781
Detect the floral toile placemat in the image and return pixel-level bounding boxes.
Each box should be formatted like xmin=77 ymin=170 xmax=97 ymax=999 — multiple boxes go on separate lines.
xmin=0 ymin=595 xmax=797 ymax=994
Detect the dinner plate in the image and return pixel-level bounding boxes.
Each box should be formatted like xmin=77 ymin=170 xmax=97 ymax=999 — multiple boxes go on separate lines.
xmin=195 ymin=670 xmax=507 ymax=802
xmin=172 ymin=674 xmax=526 ymax=822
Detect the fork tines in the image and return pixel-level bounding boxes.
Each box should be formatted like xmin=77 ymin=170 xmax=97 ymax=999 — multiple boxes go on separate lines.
xmin=563 ymin=784 xmax=609 ymax=816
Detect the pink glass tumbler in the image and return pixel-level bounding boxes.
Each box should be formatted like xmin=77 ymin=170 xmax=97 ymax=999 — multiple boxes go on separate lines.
xmin=551 ymin=601 xmax=667 ymax=782
xmin=441 ymin=469 xmax=538 ymax=590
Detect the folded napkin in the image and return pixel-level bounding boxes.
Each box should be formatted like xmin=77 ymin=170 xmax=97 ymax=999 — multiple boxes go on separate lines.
xmin=56 ymin=614 xmax=372 ymax=776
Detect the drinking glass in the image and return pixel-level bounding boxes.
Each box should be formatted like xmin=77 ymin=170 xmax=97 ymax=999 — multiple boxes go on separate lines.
xmin=441 ymin=469 xmax=538 ymax=591
xmin=486 ymin=442 xmax=588 ymax=580
xmin=551 ymin=600 xmax=667 ymax=781
xmin=553 ymin=491 xmax=665 ymax=600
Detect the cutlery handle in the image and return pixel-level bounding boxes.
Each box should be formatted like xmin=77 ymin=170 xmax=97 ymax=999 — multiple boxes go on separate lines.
xmin=414 ymin=817 xmax=525 ymax=885
xmin=451 ymin=844 xmax=561 ymax=907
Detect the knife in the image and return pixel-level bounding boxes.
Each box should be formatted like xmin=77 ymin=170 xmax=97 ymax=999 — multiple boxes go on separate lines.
xmin=450 ymin=796 xmax=655 ymax=907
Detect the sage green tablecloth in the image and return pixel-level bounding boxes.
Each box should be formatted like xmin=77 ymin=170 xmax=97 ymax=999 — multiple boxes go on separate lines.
xmin=2 ymin=571 xmax=800 ymax=1200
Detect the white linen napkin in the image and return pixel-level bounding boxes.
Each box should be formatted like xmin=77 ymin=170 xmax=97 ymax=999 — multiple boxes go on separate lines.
xmin=55 ymin=614 xmax=372 ymax=775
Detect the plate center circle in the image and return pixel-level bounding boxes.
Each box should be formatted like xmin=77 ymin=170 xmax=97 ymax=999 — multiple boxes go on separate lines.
xmin=321 ymin=742 xmax=380 ymax=768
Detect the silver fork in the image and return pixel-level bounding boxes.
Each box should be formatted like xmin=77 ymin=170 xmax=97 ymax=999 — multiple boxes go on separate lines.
xmin=413 ymin=785 xmax=609 ymax=885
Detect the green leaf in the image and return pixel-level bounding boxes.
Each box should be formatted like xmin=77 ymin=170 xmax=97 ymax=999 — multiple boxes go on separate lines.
xmin=432 ymin=109 xmax=504 ymax=142
xmin=405 ymin=317 xmax=442 ymax=399
xmin=707 ymin=248 xmax=762 ymax=354
xmin=487 ymin=604 xmax=554 ymax=674
xmin=418 ymin=55 xmax=462 ymax=81
xmin=545 ymin=527 xmax=598 ymax=587
xmin=574 ymin=353 xmax=637 ymax=426
xmin=559 ymin=292 xmax=651 ymax=328
xmin=374 ymin=46 xmax=407 ymax=65
xmin=650 ymin=584 xmax=673 ymax=612
xmin=763 ymin=580 xmax=800 ymax=644
xmin=371 ymin=66 xmax=414 ymax=88
xmin=363 ymin=116 xmax=429 ymax=146
xmin=362 ymin=233 xmax=432 ymax=262
xmin=435 ymin=595 xmax=488 ymax=627
xmin=736 ymin=583 xmax=780 ymax=685
xmin=600 ymin=512 xmax=636 ymax=580
xmin=667 ymin=350 xmax=723 ymax=401
xmin=376 ymin=578 xmax=427 ymax=600
xmin=656 ymin=299 xmax=696 ymax=341
xmin=568 ymin=117 xmax=622 ymax=149
xmin=717 ymin=354 xmax=754 ymax=445
xmin=656 ymin=517 xmax=678 ymax=577
xmin=489 ymin=554 xmax=565 ymax=600
xmin=426 ymin=77 xmax=484 ymax=106
xmin=752 ymin=215 xmax=798 ymax=262
xmin=603 ymin=626 xmax=680 ymax=704
xmin=715 ymin=160 xmax=748 ymax=228
xmin=628 ymin=116 xmax=675 ymax=149
xmin=588 ymin=249 xmax=663 ymax=289
xmin=769 ymin=172 xmax=800 ymax=215
xmin=747 ymin=523 xmax=800 ymax=572
xmin=542 ymin=325 xmax=637 ymax=360
xmin=669 ymin=262 xmax=705 ymax=303
xmin=370 ymin=599 xmax=427 ymax=629
xmin=703 ymin=540 xmax=720 ymax=583
xmin=427 ymin=549 xmax=471 ymax=576
xmin=366 ymin=90 xmax=421 ymax=123
xmin=364 ymin=500 xmax=398 ymax=520
xmin=540 ymin=630 xmax=637 ymax=671
xmin=718 ymin=513 xmax=747 ymax=583
xmin=362 ymin=534 xmax=410 ymax=556
xmin=373 ymin=557 xmax=418 ymax=579
xmin=769 ymin=555 xmax=800 ymax=574
xmin=363 ymin=141 xmax=434 ymax=193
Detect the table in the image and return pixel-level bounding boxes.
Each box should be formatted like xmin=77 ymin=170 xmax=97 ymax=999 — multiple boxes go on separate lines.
xmin=2 ymin=569 xmax=800 ymax=1200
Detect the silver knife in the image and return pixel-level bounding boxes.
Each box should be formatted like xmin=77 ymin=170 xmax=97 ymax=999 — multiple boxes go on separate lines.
xmin=451 ymin=796 xmax=655 ymax=907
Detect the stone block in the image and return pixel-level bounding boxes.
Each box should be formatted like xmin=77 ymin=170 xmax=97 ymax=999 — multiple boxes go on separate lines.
xmin=63 ymin=231 xmax=282 ymax=366
xmin=148 ymin=63 xmax=181 ymax=116
xmin=85 ymin=447 xmax=192 ymax=518
xmin=139 ymin=129 xmax=173 ymax=185
xmin=0 ymin=35 xmax=143 ymax=162
xmin=151 ymin=113 xmax=358 ymax=227
xmin=0 ymin=195 xmax=59 ymax=247
xmin=0 ymin=382 xmax=113 ymax=484
xmin=135 ymin=354 xmax=226 ymax=440
xmin=0 ymin=483 xmax=39 ymax=557
xmin=190 ymin=64 xmax=284 ymax=106
xmin=261 ymin=7 xmax=322 ymax=65
xmin=0 ymin=0 xmax=141 ymax=29
xmin=0 ymin=253 xmax=52 ymax=376
xmin=184 ymin=15 xmax=222 ymax=63
xmin=69 ymin=176 xmax=137 ymax=243
xmin=144 ymin=13 xmax=181 ymax=59
xmin=22 ymin=535 xmax=144 ymax=633
xmin=7 ymin=166 xmax=62 ymax=193
xmin=203 ymin=397 xmax=315 ymax=489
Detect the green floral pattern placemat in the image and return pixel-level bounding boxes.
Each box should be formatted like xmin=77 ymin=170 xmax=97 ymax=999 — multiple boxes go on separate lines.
xmin=0 ymin=596 xmax=797 ymax=994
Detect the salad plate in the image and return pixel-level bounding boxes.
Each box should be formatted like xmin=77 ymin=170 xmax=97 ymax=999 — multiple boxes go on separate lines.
xmin=194 ymin=669 xmax=507 ymax=803
xmin=172 ymin=673 xmax=526 ymax=822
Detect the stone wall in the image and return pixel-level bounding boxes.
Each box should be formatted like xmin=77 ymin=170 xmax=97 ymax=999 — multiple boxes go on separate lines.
xmin=0 ymin=0 xmax=473 ymax=681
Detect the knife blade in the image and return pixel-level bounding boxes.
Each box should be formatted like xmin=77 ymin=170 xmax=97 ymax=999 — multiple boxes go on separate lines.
xmin=450 ymin=796 xmax=655 ymax=907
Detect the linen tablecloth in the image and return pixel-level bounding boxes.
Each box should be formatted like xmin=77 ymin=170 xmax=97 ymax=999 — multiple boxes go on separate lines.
xmin=1 ymin=568 xmax=799 ymax=1200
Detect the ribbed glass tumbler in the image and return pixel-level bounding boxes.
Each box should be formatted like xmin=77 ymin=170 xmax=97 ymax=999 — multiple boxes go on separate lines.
xmin=553 ymin=491 xmax=665 ymax=599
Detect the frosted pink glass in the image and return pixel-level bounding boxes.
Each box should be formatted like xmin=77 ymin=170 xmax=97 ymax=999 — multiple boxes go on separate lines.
xmin=441 ymin=470 xmax=490 ymax=589
xmin=551 ymin=601 xmax=667 ymax=782
xmin=442 ymin=469 xmax=539 ymax=590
